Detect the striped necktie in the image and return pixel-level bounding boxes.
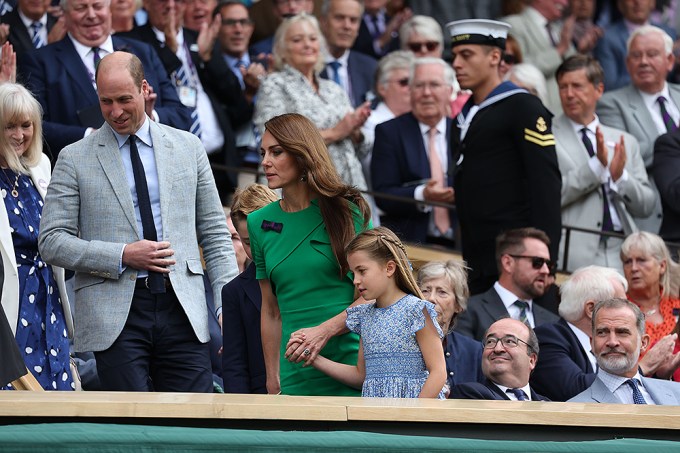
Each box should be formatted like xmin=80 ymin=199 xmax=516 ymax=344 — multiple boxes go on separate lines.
xmin=30 ymin=22 xmax=45 ymax=48
xmin=174 ymin=64 xmax=202 ymax=139
xmin=657 ymin=96 xmax=678 ymax=132
xmin=514 ymin=300 xmax=529 ymax=324
xmin=506 ymin=388 xmax=528 ymax=401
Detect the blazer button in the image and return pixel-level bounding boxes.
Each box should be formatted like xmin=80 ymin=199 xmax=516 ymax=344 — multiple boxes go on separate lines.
xmin=129 ymin=275 xmax=136 ymax=281
xmin=449 ymin=371 xmax=454 ymax=376
xmin=445 ymin=352 xmax=451 ymax=357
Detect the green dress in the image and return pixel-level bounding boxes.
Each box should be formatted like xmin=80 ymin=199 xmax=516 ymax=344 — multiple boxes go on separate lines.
xmin=248 ymin=199 xmax=369 ymax=396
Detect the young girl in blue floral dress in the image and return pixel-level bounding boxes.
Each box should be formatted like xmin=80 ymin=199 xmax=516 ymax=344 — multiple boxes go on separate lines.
xmin=311 ymin=227 xmax=447 ymax=398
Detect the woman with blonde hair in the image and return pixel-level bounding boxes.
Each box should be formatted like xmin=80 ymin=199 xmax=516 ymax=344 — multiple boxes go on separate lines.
xmin=248 ymin=113 xmax=371 ymax=396
xmin=0 ymin=82 xmax=73 ymax=390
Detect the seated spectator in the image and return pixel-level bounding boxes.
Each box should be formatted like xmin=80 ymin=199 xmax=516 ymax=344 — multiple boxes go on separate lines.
xmin=595 ymin=0 xmax=675 ymax=91
xmin=1 ymin=0 xmax=65 ymax=56
xmin=110 ymin=0 xmax=138 ymax=33
xmin=253 ymin=13 xmax=370 ymax=191
xmin=553 ymin=54 xmax=654 ymax=272
xmin=351 ymin=0 xmax=409 ymax=59
xmin=503 ymin=62 xmax=548 ymax=105
xmin=319 ymin=0 xmax=377 ymax=108
xmin=621 ymin=232 xmax=680 ymax=349
xmin=183 ymin=0 xmax=215 ymax=32
xmin=451 ymin=318 xmax=549 ymax=401
xmin=417 ymin=260 xmax=484 ymax=397
xmin=653 ymin=129 xmax=680 ymax=256
xmin=455 ymin=228 xmax=559 ymax=342
xmin=371 ymin=57 xmax=455 ymax=246
xmin=569 ymin=298 xmax=680 ymax=404
xmin=532 ymin=266 xmax=627 ymax=401
xmin=19 ymin=0 xmax=190 ymax=162
xmin=498 ymin=34 xmax=522 ymax=79
xmin=222 ymin=184 xmax=279 ymax=394
xmin=570 ymin=0 xmax=602 ymax=54
xmin=250 ymin=0 xmax=314 ymax=56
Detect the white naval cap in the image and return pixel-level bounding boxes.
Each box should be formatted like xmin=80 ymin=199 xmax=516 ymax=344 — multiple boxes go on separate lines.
xmin=445 ymin=19 xmax=511 ymax=49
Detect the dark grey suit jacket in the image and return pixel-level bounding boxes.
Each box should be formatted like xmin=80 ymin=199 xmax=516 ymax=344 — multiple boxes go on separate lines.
xmin=454 ymin=286 xmax=559 ymax=341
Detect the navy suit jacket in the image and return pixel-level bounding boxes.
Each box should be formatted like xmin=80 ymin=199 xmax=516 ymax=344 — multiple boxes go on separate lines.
xmin=454 ymin=286 xmax=559 ymax=341
xmin=221 ymin=263 xmax=266 ymax=394
xmin=320 ymin=50 xmax=377 ymax=107
xmin=445 ymin=331 xmax=484 ymax=389
xmin=371 ymin=112 xmax=453 ymax=243
xmin=531 ymin=318 xmax=596 ymax=402
xmin=451 ymin=379 xmax=550 ymax=401
xmin=352 ymin=13 xmax=400 ymax=59
xmin=653 ymin=130 xmax=680 ymax=243
xmin=1 ymin=9 xmax=58 ymax=56
xmin=19 ymin=35 xmax=191 ymax=161
xmin=249 ymin=36 xmax=273 ymax=56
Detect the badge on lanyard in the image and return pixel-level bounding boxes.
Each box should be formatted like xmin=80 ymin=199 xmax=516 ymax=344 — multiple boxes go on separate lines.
xmin=178 ymin=86 xmax=198 ymax=108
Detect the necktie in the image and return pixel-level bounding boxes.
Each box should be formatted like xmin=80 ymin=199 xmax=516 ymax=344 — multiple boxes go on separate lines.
xmin=428 ymin=127 xmax=450 ymax=235
xmin=128 ymin=135 xmax=165 ymax=294
xmin=174 ymin=63 xmax=203 ymax=139
xmin=580 ymin=128 xmax=615 ymax=232
xmin=234 ymin=60 xmax=246 ymax=90
xmin=30 ymin=22 xmax=45 ymax=48
xmin=369 ymin=14 xmax=382 ymax=40
xmin=625 ymin=378 xmax=647 ymax=404
xmin=657 ymin=96 xmax=678 ymax=132
xmin=327 ymin=60 xmax=341 ymax=86
xmin=506 ymin=388 xmax=528 ymax=401
xmin=545 ymin=22 xmax=558 ymax=47
xmin=514 ymin=300 xmax=529 ymax=324
xmin=92 ymin=47 xmax=101 ymax=68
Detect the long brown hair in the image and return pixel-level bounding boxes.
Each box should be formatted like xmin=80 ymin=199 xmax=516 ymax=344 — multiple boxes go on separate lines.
xmin=264 ymin=113 xmax=371 ymax=275
xmin=345 ymin=226 xmax=423 ymax=299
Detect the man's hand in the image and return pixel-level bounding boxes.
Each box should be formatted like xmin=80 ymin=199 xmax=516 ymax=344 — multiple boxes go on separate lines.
xmin=610 ymin=135 xmax=627 ymax=182
xmin=595 ymin=126 xmax=608 ymax=167
xmin=284 ymin=324 xmax=332 ymax=366
xmin=557 ymin=15 xmax=575 ymax=57
xmin=0 ymin=41 xmax=16 ymax=84
xmin=197 ymin=14 xmax=220 ymax=62
xmin=47 ymin=16 xmax=67 ymax=44
xmin=122 ymin=240 xmax=176 ymax=273
xmin=423 ymin=179 xmax=454 ymax=203
xmin=0 ymin=24 xmax=8 ymax=46
xmin=639 ymin=333 xmax=677 ymax=376
xmin=163 ymin=8 xmax=179 ymax=53
xmin=144 ymin=84 xmax=157 ymax=118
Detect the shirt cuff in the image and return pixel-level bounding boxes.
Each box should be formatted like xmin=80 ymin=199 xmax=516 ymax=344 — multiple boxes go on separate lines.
xmin=119 ymin=244 xmax=126 ymax=275
xmin=414 ymin=184 xmax=431 ymax=212
xmin=608 ymin=169 xmax=629 ymax=192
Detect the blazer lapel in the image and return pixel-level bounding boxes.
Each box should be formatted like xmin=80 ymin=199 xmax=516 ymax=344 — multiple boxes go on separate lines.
xmin=483 ymin=288 xmax=511 ymax=322
xmin=242 ymin=265 xmax=261 ymax=312
xmin=627 ymin=87 xmax=656 ymax=139
xmin=149 ymin=121 xmax=172 ymax=240
xmin=486 ymin=380 xmax=510 ymax=400
xmin=404 ymin=114 xmax=429 ymax=178
xmin=57 ymin=39 xmax=99 ymax=103
xmin=96 ymin=127 xmax=138 ymax=234
xmin=590 ymin=377 xmax=620 ymax=403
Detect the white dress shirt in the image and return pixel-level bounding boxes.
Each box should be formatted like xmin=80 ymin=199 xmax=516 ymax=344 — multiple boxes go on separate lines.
xmin=494 ymin=281 xmax=537 ymax=328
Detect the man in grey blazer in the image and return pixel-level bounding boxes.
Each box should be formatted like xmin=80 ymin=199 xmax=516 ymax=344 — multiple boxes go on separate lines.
xmin=39 ymin=52 xmax=237 ymax=392
xmin=554 ymin=55 xmax=655 ymax=272
xmin=569 ymin=298 xmax=680 ymax=405
xmin=455 ymin=228 xmax=558 ymax=342
xmin=597 ymin=25 xmax=679 ymax=234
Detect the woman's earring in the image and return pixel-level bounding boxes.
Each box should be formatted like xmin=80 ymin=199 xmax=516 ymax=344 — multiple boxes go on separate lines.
xmin=300 ymin=173 xmax=308 ymax=182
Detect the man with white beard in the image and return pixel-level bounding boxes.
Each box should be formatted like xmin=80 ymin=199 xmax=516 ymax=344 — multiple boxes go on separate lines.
xmin=569 ymin=298 xmax=680 ymax=404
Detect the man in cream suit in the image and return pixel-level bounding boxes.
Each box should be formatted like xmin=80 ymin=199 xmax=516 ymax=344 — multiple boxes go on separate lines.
xmin=39 ymin=51 xmax=237 ymax=392
xmin=553 ymin=55 xmax=655 ymax=272
xmin=569 ymin=298 xmax=680 ymax=405
xmin=502 ymin=0 xmax=575 ymax=114
xmin=597 ymin=25 xmax=679 ymax=234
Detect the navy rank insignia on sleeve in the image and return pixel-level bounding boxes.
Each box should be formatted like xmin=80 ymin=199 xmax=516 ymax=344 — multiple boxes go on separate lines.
xmin=524 ymin=127 xmax=555 ymax=147
xmin=536 ymin=117 xmax=547 ymax=132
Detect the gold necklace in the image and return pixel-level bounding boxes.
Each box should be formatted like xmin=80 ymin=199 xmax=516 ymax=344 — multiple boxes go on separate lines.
xmin=1 ymin=169 xmax=19 ymax=198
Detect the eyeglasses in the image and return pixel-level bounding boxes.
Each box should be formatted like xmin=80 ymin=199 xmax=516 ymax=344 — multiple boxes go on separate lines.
xmin=221 ymin=18 xmax=253 ymax=27
xmin=392 ymin=77 xmax=409 ymax=87
xmin=502 ymin=54 xmax=517 ymax=65
xmin=509 ymin=255 xmax=554 ymax=271
xmin=483 ymin=335 xmax=532 ymax=350
xmin=412 ymin=81 xmax=446 ymax=92
xmin=407 ymin=41 xmax=439 ymax=53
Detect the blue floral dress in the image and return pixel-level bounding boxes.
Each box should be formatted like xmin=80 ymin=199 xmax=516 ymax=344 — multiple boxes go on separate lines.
xmin=346 ymin=294 xmax=445 ymax=399
xmin=1 ymin=170 xmax=73 ymax=391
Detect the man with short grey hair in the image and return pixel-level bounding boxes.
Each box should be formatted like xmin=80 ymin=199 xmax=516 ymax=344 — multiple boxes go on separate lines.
xmin=569 ymin=298 xmax=680 ymax=404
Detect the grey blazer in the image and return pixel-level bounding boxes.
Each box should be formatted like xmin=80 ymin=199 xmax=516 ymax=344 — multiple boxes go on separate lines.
xmin=596 ymin=83 xmax=680 ymax=233
xmin=454 ymin=287 xmax=559 ymax=341
xmin=568 ymin=375 xmax=680 ymax=405
xmin=553 ymin=115 xmax=655 ymax=271
xmin=38 ymin=119 xmax=237 ymax=352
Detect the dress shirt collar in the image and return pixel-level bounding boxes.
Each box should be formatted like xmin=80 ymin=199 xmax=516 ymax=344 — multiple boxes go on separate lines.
xmin=639 ymin=82 xmax=671 ymax=107
xmin=623 ymin=19 xmax=649 ymax=35
xmin=111 ymin=115 xmax=152 ymax=149
xmin=494 ymin=382 xmax=533 ymax=401
xmin=418 ymin=116 xmax=447 ymax=137
xmin=566 ymin=320 xmax=597 ymax=371
xmin=598 ymin=369 xmax=643 ymax=393
xmin=325 ymin=48 xmax=350 ymax=66
xmin=569 ymin=115 xmax=600 ymax=138
xmin=151 ymin=25 xmax=184 ymax=48
xmin=69 ymin=33 xmax=114 ymax=60
xmin=494 ymin=281 xmax=533 ymax=311
xmin=224 ymin=52 xmax=251 ymax=69
xmin=18 ymin=9 xmax=47 ymax=29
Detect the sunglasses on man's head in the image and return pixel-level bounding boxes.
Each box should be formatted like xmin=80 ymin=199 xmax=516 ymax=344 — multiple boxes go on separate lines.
xmin=509 ymin=255 xmax=554 ymax=271
xmin=407 ymin=41 xmax=439 ymax=53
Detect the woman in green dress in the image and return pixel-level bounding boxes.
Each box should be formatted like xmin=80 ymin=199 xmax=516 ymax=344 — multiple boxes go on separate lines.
xmin=248 ymin=113 xmax=371 ymax=395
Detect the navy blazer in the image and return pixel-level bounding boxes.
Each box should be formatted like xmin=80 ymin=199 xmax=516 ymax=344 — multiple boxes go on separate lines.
xmin=371 ymin=112 xmax=454 ymax=243
xmin=320 ymin=50 xmax=377 ymax=107
xmin=1 ymin=9 xmax=58 ymax=56
xmin=451 ymin=379 xmax=550 ymax=401
xmin=351 ymin=13 xmax=400 ymax=59
xmin=531 ymin=318 xmax=596 ymax=402
xmin=445 ymin=331 xmax=484 ymax=390
xmin=653 ymin=130 xmax=680 ymax=243
xmin=221 ymin=263 xmax=266 ymax=394
xmin=19 ymin=35 xmax=191 ymax=160
xmin=454 ymin=286 xmax=559 ymax=341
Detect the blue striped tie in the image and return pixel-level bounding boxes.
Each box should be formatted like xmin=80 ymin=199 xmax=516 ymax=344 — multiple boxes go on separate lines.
xmin=31 ymin=22 xmax=45 ymax=48
xmin=174 ymin=64 xmax=202 ymax=139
